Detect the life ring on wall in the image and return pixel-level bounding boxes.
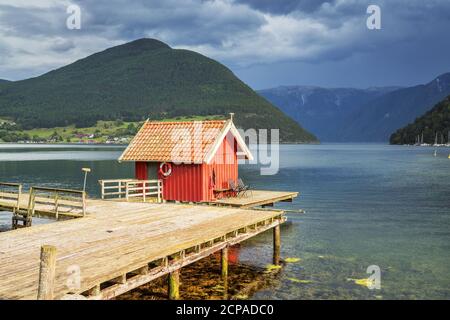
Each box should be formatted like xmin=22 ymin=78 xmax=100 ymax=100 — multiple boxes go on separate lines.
xmin=159 ymin=162 xmax=172 ymax=177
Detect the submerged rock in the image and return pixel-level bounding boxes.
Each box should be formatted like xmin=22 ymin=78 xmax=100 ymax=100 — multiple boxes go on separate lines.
xmin=265 ymin=264 xmax=282 ymax=272
xmin=287 ymin=277 xmax=313 ymax=284
xmin=284 ymin=257 xmax=301 ymax=263
xmin=347 ymin=278 xmax=375 ymax=287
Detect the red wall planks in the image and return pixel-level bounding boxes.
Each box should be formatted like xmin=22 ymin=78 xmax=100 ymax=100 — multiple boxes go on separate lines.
xmin=135 ymin=133 xmax=239 ymax=202
xmin=159 ymin=163 xmax=204 ymax=202
xmin=203 ymin=134 xmax=238 ymax=201
xmin=135 ymin=162 xmax=148 ymax=180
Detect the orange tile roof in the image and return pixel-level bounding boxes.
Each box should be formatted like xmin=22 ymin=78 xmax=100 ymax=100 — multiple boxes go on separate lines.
xmin=119 ymin=120 xmax=228 ymax=163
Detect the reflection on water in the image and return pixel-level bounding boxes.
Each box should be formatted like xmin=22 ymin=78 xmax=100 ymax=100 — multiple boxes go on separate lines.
xmin=0 ymin=143 xmax=449 ymax=299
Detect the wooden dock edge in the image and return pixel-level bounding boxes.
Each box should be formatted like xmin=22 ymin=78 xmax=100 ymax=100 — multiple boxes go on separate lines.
xmin=242 ymin=192 xmax=299 ymax=209
xmin=209 ymin=191 xmax=299 ymax=209
xmin=60 ymin=215 xmax=286 ymax=300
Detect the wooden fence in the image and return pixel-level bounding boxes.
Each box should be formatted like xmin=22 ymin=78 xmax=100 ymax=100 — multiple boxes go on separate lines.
xmin=0 ymin=184 xmax=87 ymax=229
xmin=98 ymin=179 xmax=134 ymax=199
xmin=0 ymin=182 xmax=22 ymax=213
xmin=99 ymin=179 xmax=163 ymax=203
xmin=27 ymin=186 xmax=87 ymax=219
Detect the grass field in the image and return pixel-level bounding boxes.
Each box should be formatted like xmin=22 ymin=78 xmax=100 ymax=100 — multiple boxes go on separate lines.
xmin=0 ymin=115 xmax=226 ymax=143
xmin=23 ymin=120 xmax=139 ymax=143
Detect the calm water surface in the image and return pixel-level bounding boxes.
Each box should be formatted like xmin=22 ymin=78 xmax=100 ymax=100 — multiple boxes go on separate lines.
xmin=1 ymin=143 xmax=449 ymax=299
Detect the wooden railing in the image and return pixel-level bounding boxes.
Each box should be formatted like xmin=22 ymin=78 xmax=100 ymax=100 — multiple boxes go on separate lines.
xmin=99 ymin=179 xmax=163 ymax=203
xmin=125 ymin=180 xmax=163 ymax=202
xmin=98 ymin=179 xmax=135 ymax=199
xmin=0 ymin=182 xmax=22 ymax=213
xmin=28 ymin=187 xmax=87 ymax=218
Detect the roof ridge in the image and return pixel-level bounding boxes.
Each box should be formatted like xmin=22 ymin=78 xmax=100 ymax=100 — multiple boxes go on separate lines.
xmin=146 ymin=119 xmax=227 ymax=125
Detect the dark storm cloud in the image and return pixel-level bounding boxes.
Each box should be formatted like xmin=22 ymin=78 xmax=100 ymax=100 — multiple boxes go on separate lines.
xmin=78 ymin=0 xmax=265 ymax=45
xmin=236 ymin=0 xmax=329 ymax=14
xmin=0 ymin=0 xmax=449 ymax=88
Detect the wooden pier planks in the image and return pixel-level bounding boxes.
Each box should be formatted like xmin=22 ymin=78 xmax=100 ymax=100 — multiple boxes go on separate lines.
xmin=211 ymin=190 xmax=298 ymax=208
xmin=0 ymin=199 xmax=284 ymax=300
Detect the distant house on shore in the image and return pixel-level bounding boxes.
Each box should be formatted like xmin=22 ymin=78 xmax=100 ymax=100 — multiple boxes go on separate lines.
xmin=118 ymin=116 xmax=253 ymax=202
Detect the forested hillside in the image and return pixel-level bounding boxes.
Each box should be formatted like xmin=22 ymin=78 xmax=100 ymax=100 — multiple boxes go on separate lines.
xmin=390 ymin=96 xmax=450 ymax=144
xmin=0 ymin=39 xmax=317 ymax=143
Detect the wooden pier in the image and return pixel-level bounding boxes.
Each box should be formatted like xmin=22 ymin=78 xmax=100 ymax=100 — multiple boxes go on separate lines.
xmin=211 ymin=190 xmax=298 ymax=208
xmin=0 ymin=187 xmax=293 ymax=300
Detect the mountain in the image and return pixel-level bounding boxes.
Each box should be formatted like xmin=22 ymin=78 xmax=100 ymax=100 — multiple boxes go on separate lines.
xmin=259 ymin=73 xmax=450 ymax=142
xmin=390 ymin=96 xmax=450 ymax=145
xmin=0 ymin=38 xmax=317 ymax=143
xmin=258 ymin=86 xmax=399 ymax=141
xmin=342 ymin=73 xmax=450 ymax=142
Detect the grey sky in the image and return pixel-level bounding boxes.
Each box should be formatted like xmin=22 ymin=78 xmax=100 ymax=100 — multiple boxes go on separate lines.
xmin=0 ymin=0 xmax=449 ymax=89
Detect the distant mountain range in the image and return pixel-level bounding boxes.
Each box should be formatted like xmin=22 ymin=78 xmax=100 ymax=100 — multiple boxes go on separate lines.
xmin=259 ymin=73 xmax=450 ymax=142
xmin=258 ymin=86 xmax=400 ymax=141
xmin=0 ymin=38 xmax=317 ymax=143
xmin=390 ymin=96 xmax=450 ymax=145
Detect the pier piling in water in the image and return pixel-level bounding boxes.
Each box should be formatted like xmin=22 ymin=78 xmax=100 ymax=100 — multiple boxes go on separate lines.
xmin=273 ymin=224 xmax=281 ymax=265
xmin=168 ymin=269 xmax=180 ymax=300
xmin=221 ymin=246 xmax=229 ymax=297
xmin=37 ymin=245 xmax=57 ymax=300
xmin=87 ymin=285 xmax=101 ymax=297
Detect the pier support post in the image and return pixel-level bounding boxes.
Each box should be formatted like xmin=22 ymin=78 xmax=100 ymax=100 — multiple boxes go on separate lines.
xmin=273 ymin=224 xmax=281 ymax=265
xmin=37 ymin=245 xmax=57 ymax=300
xmin=221 ymin=246 xmax=229 ymax=298
xmin=168 ymin=269 xmax=180 ymax=300
xmin=87 ymin=285 xmax=101 ymax=297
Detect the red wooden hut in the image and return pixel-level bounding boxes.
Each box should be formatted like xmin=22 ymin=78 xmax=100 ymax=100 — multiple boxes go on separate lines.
xmin=118 ymin=117 xmax=253 ymax=202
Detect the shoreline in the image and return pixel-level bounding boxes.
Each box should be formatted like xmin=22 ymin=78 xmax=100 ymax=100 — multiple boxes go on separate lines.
xmin=0 ymin=141 xmax=320 ymax=146
xmin=0 ymin=142 xmax=128 ymax=147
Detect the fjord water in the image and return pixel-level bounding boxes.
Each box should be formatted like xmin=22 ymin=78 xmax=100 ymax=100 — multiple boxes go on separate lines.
xmin=0 ymin=144 xmax=449 ymax=299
